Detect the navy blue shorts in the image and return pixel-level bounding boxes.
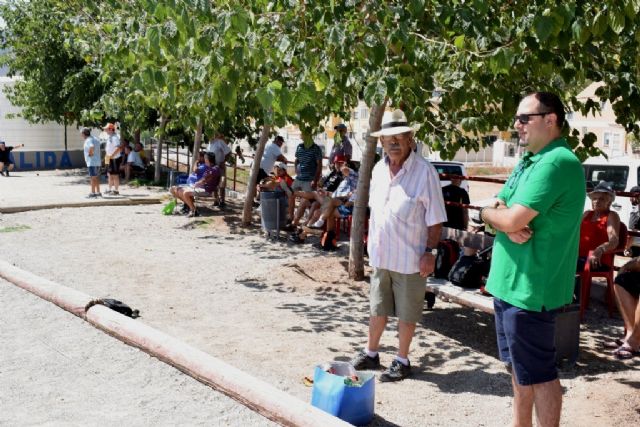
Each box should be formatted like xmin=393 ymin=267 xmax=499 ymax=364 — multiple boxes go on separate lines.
xmin=87 ymin=166 xmax=100 ymax=177
xmin=493 ymin=298 xmax=558 ymax=386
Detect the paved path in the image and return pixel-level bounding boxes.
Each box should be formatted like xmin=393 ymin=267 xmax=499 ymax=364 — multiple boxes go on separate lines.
xmin=0 ymin=278 xmax=274 ymax=426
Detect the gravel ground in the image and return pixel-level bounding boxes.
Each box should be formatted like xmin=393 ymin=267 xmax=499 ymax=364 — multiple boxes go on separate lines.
xmin=0 ymin=277 xmax=275 ymax=427
xmin=1 ymin=170 xmax=639 ymax=426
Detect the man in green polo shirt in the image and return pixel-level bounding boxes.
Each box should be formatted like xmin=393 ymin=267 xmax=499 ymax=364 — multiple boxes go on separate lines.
xmin=480 ymin=92 xmax=585 ymax=426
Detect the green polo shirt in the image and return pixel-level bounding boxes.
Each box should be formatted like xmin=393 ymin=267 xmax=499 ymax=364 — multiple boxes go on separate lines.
xmin=486 ymin=138 xmax=585 ymax=311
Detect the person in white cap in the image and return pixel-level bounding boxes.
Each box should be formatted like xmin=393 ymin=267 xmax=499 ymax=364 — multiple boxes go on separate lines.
xmin=103 ymin=123 xmax=122 ymax=195
xmin=350 ymin=109 xmax=447 ymax=382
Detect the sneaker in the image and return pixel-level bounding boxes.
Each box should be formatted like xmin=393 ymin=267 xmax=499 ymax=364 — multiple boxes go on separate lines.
xmin=95 ymin=192 xmax=102 ymax=198
xmin=379 ymin=359 xmax=412 ymax=382
xmin=218 ymin=202 xmax=226 ymax=209
xmin=180 ymin=204 xmax=190 ymax=214
xmin=0 ymin=171 xmax=5 ymax=176
xmin=350 ymin=351 xmax=381 ymax=371
xmin=104 ymin=190 xmax=112 ymax=195
xmin=288 ymin=233 xmax=305 ymax=244
xmin=309 ymin=218 xmax=325 ymax=229
xmin=4 ymin=170 xmax=9 ymax=177
xmin=112 ymin=190 xmax=120 ymax=195
xmin=86 ymin=193 xmax=97 ymax=199
xmin=187 ymin=209 xmax=200 ymax=218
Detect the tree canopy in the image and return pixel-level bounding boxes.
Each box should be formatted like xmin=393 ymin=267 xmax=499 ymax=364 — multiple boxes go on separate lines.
xmin=3 ymin=1 xmax=640 ymax=277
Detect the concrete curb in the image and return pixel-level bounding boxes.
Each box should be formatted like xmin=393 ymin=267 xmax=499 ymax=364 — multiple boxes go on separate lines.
xmin=0 ymin=198 xmax=163 ymax=214
xmin=0 ymin=260 xmax=351 ymax=427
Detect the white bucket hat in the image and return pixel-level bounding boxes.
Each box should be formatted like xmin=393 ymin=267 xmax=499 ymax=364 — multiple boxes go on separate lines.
xmin=370 ymin=109 xmax=421 ymax=137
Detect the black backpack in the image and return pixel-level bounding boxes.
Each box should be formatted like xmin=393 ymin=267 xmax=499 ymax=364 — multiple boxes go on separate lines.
xmin=434 ymin=239 xmax=460 ymax=279
xmin=448 ymin=246 xmax=492 ymax=289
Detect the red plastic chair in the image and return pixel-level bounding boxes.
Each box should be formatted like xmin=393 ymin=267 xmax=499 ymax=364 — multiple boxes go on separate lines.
xmin=578 ymin=222 xmax=627 ymax=320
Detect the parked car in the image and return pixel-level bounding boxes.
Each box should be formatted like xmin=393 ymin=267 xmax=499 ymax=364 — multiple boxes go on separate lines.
xmin=430 ymin=161 xmax=469 ymax=193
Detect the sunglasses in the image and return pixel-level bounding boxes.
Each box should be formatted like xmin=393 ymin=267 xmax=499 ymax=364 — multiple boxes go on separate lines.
xmin=514 ymin=112 xmax=550 ymax=124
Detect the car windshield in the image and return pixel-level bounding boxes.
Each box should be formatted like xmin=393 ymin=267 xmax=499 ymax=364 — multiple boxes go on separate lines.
xmin=583 ymin=165 xmax=628 ymax=192
xmin=433 ymin=164 xmax=463 ymax=176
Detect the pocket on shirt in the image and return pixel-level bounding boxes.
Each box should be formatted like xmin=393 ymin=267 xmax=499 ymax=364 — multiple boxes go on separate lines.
xmin=389 ymin=195 xmax=418 ymax=222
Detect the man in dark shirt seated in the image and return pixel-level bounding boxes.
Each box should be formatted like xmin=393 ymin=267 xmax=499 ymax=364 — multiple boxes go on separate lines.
xmin=169 ymin=152 xmax=220 ymax=217
xmin=442 ymin=176 xmax=470 ymax=231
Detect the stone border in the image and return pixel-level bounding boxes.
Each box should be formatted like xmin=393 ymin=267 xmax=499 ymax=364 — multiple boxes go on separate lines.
xmin=0 ymin=260 xmax=350 ymax=427
xmin=0 ymin=198 xmax=163 ymax=214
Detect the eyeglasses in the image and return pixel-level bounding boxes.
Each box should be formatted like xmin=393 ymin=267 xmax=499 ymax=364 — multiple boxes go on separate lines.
xmin=380 ymin=133 xmax=411 ymax=144
xmin=514 ymin=112 xmax=550 ymax=124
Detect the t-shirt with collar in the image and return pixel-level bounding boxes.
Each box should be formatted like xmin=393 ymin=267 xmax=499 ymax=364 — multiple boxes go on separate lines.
xmin=486 ymin=137 xmax=585 ymax=311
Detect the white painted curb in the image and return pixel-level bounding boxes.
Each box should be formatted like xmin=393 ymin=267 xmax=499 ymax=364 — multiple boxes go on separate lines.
xmin=0 ymin=260 xmax=351 ymax=427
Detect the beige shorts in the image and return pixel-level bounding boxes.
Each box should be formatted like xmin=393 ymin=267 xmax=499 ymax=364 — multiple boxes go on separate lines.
xmin=370 ymin=268 xmax=426 ymax=323
xmin=291 ymin=179 xmax=313 ymax=192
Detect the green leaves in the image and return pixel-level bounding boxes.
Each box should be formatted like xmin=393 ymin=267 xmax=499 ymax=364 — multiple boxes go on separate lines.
xmin=608 ymin=8 xmax=626 ymax=34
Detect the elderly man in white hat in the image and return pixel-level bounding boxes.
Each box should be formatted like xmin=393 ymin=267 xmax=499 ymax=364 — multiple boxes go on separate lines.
xmin=350 ymin=109 xmax=447 ymax=382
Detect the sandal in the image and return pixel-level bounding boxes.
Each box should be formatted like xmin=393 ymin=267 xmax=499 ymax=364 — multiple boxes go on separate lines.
xmin=602 ymin=338 xmax=625 ymax=350
xmin=613 ymin=344 xmax=640 ymax=360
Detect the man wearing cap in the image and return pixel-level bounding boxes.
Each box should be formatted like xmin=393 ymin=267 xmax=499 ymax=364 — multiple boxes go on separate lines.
xmin=350 ymin=109 xmax=447 ymax=382
xmin=103 ymin=123 xmax=122 ymax=195
xmin=479 ymin=92 xmax=585 ymax=426
xmin=626 ymin=186 xmax=640 ymax=257
xmin=0 ymin=141 xmax=25 ymax=177
xmin=330 ymin=123 xmax=352 ymax=166
xmin=81 ymin=128 xmax=102 ymax=198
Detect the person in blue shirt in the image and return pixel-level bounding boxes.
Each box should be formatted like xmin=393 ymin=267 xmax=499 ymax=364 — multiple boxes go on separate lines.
xmin=81 ymin=128 xmax=102 ymax=198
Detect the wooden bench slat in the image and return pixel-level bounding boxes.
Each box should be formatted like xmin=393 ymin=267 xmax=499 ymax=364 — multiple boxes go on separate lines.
xmin=426 ymin=277 xmax=494 ymax=314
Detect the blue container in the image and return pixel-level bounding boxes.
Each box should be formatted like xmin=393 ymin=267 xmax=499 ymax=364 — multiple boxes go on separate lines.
xmin=311 ymin=364 xmax=375 ymax=426
xmin=260 ymin=191 xmax=287 ymax=231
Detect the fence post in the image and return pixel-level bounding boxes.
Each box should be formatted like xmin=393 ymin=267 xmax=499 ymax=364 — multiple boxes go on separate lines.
xmin=233 ymin=154 xmax=238 ymax=191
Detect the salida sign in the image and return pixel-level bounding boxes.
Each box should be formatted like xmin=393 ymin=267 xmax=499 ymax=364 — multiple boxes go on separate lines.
xmin=12 ymin=150 xmax=84 ymax=170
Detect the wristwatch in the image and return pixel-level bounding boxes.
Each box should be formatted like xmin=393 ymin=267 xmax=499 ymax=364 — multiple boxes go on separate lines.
xmin=425 ymin=247 xmax=438 ymax=256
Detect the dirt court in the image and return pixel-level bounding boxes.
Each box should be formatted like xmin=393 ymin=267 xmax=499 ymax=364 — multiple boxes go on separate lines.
xmin=0 ymin=170 xmax=639 ymax=426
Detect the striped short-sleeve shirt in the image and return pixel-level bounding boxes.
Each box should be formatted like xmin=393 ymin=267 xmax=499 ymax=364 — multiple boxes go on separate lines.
xmin=295 ymin=143 xmax=323 ymax=181
xmin=367 ymin=152 xmax=447 ymax=274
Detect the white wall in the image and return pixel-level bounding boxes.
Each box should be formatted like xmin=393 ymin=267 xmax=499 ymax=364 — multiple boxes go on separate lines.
xmin=0 ymin=77 xmax=84 ymax=151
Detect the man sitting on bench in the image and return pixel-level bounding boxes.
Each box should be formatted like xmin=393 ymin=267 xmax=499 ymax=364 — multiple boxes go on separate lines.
xmin=169 ymin=152 xmax=220 ymax=217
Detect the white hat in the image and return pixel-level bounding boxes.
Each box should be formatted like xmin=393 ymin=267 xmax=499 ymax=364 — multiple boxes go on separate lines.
xmin=370 ymin=109 xmax=421 ymax=137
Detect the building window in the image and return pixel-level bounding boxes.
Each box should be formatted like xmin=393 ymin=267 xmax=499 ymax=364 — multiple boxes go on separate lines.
xmin=566 ymin=111 xmax=573 ymax=120
xmin=351 ymin=110 xmax=358 ymax=119
xmin=359 ymin=108 xmax=368 ymax=119
xmin=604 ymin=132 xmax=621 ymax=151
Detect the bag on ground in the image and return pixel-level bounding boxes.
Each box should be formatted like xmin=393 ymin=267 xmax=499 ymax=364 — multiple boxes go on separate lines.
xmin=162 ymin=199 xmax=177 ymax=215
xmin=448 ymin=246 xmax=492 ymax=288
xmin=311 ymin=362 xmax=375 ymax=426
xmin=434 ymin=239 xmax=460 ymax=279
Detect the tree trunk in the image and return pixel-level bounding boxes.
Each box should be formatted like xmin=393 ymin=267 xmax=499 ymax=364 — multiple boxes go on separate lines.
xmin=242 ymin=123 xmax=271 ymax=226
xmin=134 ymin=129 xmax=141 ymax=145
xmin=192 ymin=119 xmax=204 ymax=171
xmin=154 ymin=114 xmax=168 ymax=183
xmin=348 ymin=101 xmax=387 ymax=280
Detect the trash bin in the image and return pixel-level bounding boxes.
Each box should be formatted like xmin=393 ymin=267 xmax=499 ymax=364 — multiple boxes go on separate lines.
xmin=260 ymin=191 xmax=287 ymax=232
xmin=555 ymin=275 xmax=581 ymax=366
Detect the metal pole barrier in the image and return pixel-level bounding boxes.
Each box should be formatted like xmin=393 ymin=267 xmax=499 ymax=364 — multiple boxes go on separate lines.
xmin=233 ymin=155 xmax=238 ymax=192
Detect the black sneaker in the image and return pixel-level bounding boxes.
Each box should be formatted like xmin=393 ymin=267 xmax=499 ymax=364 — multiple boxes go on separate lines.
xmin=187 ymin=209 xmax=200 ymax=218
xmin=350 ymin=351 xmax=381 ymax=370
xmin=379 ymin=359 xmax=412 ymax=382
xmin=218 ymin=202 xmax=226 ymax=209
xmin=180 ymin=204 xmax=190 ymax=214
xmin=112 ymin=190 xmax=119 ymax=195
